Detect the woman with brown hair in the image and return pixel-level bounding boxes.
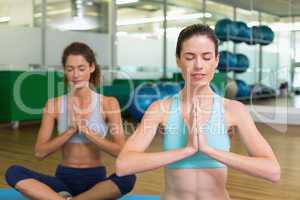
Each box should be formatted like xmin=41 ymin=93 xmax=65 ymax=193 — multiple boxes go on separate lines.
xmin=5 ymin=42 xmax=136 ymax=200
xmin=116 ymin=24 xmax=280 ymax=200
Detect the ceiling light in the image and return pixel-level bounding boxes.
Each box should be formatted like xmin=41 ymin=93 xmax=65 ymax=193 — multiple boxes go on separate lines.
xmin=116 ymin=0 xmax=139 ymax=5
xmin=0 ymin=16 xmax=11 ymax=23
xmin=117 ymin=12 xmax=212 ymax=26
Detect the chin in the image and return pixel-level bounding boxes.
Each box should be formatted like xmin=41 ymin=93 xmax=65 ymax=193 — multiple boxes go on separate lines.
xmin=191 ymin=80 xmax=209 ymax=88
xmin=74 ymin=85 xmax=85 ymax=89
xmin=70 ymin=82 xmax=89 ymax=89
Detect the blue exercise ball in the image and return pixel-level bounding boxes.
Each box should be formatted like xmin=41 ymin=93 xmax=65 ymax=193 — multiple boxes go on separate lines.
xmin=236 ymin=79 xmax=251 ymax=98
xmin=260 ymin=25 xmax=274 ymax=45
xmin=128 ymin=83 xmax=160 ymax=121
xmin=233 ymin=54 xmax=249 ymax=73
xmin=252 ymin=26 xmax=261 ymax=44
xmin=218 ymin=51 xmax=237 ymax=72
xmin=232 ymin=21 xmax=251 ymax=43
xmin=215 ymin=19 xmax=239 ymax=41
xmin=251 ymin=25 xmax=274 ymax=45
xmin=157 ymin=82 xmax=181 ymax=99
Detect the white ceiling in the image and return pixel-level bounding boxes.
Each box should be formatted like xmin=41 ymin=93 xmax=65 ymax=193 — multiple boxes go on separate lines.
xmin=0 ymin=0 xmax=298 ymax=21
xmin=210 ymin=0 xmax=300 ymax=17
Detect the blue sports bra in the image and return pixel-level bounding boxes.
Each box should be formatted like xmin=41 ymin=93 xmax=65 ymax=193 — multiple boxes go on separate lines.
xmin=163 ymin=93 xmax=230 ymax=169
xmin=57 ymin=91 xmax=108 ymax=143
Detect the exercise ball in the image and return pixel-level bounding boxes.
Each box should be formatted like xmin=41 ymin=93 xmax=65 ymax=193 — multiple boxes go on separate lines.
xmin=260 ymin=25 xmax=274 ymax=45
xmin=128 ymin=83 xmax=160 ymax=121
xmin=251 ymin=26 xmax=262 ymax=44
xmin=236 ymin=79 xmax=251 ymax=98
xmin=232 ymin=21 xmax=251 ymax=43
xmin=233 ymin=54 xmax=249 ymax=73
xmin=215 ymin=19 xmax=239 ymax=41
xmin=218 ymin=51 xmax=237 ymax=72
xmin=225 ymin=78 xmax=238 ymax=99
xmin=157 ymin=82 xmax=181 ymax=98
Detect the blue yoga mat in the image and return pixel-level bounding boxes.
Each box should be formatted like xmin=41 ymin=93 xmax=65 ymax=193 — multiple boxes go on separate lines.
xmin=120 ymin=195 xmax=160 ymax=200
xmin=0 ymin=189 xmax=27 ymax=200
xmin=0 ymin=189 xmax=160 ymax=200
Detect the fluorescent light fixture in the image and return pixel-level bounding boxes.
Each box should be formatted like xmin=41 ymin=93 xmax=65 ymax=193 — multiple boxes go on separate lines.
xmin=167 ymin=8 xmax=186 ymax=16
xmin=0 ymin=16 xmax=11 ymax=23
xmin=116 ymin=0 xmax=139 ymax=5
xmin=117 ymin=12 xmax=212 ymax=26
xmin=53 ymin=17 xmax=99 ymax=31
xmin=204 ymin=12 xmax=212 ymax=18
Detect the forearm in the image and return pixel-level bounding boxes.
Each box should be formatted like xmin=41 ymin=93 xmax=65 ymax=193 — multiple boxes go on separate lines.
xmin=205 ymin=148 xmax=281 ymax=183
xmin=116 ymin=147 xmax=195 ymax=176
xmin=85 ymin=133 xmax=121 ymax=157
xmin=35 ymin=128 xmax=75 ymax=160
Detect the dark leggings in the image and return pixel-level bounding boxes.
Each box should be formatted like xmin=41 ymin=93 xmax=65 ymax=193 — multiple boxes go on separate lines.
xmin=5 ymin=165 xmax=136 ymax=197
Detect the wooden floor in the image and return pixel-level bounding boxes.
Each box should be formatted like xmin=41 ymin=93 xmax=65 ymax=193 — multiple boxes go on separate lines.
xmin=245 ymin=95 xmax=300 ymax=108
xmin=0 ymin=121 xmax=300 ymax=200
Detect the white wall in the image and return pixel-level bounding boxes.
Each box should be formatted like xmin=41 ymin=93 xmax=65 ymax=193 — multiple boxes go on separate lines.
xmin=117 ymin=36 xmax=163 ymax=69
xmin=45 ymin=29 xmax=110 ymax=67
xmin=0 ymin=26 xmax=110 ymax=70
xmin=0 ymin=26 xmax=42 ymax=69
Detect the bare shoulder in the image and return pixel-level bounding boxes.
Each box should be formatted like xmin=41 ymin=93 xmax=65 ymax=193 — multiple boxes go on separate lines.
xmin=149 ymin=98 xmax=172 ymax=111
xmin=223 ymin=98 xmax=246 ymax=111
xmin=43 ymin=96 xmax=62 ymax=118
xmin=223 ymin=98 xmax=249 ymax=124
xmin=145 ymin=98 xmax=173 ymax=126
xmin=101 ymin=95 xmax=120 ymax=110
xmin=146 ymin=98 xmax=172 ymax=113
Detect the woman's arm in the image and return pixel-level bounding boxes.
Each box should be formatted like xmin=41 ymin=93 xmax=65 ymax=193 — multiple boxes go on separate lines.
xmin=81 ymin=97 xmax=125 ymax=157
xmin=116 ymin=100 xmax=197 ymax=176
xmin=35 ymin=98 xmax=77 ymax=160
xmin=199 ymin=100 xmax=281 ymax=183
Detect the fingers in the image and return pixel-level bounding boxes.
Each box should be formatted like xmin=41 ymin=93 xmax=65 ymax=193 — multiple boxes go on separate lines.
xmin=190 ymin=97 xmax=199 ymax=149
xmin=192 ymin=97 xmax=200 ymax=150
xmin=192 ymin=96 xmax=199 ymax=135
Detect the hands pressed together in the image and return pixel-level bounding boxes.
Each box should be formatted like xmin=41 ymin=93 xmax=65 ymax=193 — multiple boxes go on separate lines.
xmin=185 ymin=95 xmax=212 ymax=155
xmin=68 ymin=97 xmax=94 ymax=137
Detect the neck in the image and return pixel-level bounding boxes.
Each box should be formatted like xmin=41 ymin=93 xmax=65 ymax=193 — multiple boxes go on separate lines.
xmin=71 ymin=87 xmax=92 ymax=98
xmin=181 ymin=83 xmax=214 ymax=103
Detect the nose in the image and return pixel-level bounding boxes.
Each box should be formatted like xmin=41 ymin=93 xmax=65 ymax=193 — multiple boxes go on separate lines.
xmin=73 ymin=68 xmax=79 ymax=78
xmin=194 ymin=57 xmax=204 ymax=71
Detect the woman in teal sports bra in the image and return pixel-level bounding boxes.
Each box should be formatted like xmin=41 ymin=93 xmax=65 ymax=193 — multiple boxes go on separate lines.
xmin=116 ymin=24 xmax=280 ymax=200
xmin=5 ymin=42 xmax=136 ymax=200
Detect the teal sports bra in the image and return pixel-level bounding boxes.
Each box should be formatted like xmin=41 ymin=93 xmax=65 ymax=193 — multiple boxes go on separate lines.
xmin=163 ymin=93 xmax=230 ymax=169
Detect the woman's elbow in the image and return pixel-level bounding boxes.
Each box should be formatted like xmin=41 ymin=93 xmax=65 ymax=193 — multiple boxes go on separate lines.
xmin=34 ymin=152 xmax=46 ymax=160
xmin=268 ymin=162 xmax=281 ymax=183
xmin=112 ymin=143 xmax=124 ymax=157
xmin=34 ymin=148 xmax=47 ymax=160
xmin=116 ymin=156 xmax=130 ymax=176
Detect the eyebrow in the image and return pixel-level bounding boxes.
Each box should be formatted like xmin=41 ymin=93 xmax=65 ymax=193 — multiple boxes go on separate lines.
xmin=183 ymin=51 xmax=213 ymax=56
xmin=203 ymin=52 xmax=213 ymax=55
xmin=183 ymin=52 xmax=195 ymax=56
xmin=65 ymin=64 xmax=86 ymax=68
